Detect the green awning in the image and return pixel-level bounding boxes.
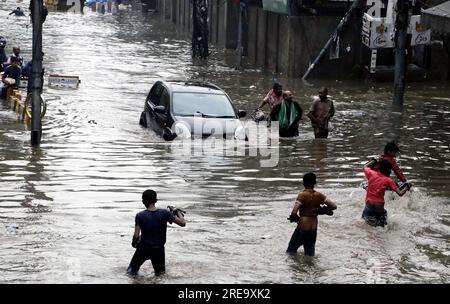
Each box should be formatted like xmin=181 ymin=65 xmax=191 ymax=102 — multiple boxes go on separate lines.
xmin=421 ymin=1 xmax=450 ymax=34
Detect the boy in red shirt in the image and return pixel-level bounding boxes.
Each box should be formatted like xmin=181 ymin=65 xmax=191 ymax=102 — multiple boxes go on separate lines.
xmin=368 ymin=141 xmax=409 ymax=185
xmin=362 ymin=160 xmax=410 ymax=227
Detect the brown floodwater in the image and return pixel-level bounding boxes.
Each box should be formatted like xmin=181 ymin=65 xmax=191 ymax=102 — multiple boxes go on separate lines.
xmin=0 ymin=3 xmax=449 ymax=283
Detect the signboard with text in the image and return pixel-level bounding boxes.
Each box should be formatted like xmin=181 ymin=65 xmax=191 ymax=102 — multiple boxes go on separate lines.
xmin=362 ymin=13 xmax=395 ymax=49
xmin=48 ymin=75 xmax=80 ymax=89
xmin=409 ymin=15 xmax=431 ymax=46
xmin=362 ymin=13 xmax=430 ymax=49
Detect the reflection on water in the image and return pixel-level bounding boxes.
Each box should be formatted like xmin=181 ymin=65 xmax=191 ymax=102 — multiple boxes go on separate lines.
xmin=0 ymin=4 xmax=449 ymax=283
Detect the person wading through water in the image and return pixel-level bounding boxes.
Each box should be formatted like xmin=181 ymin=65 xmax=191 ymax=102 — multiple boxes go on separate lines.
xmin=257 ymin=82 xmax=283 ymax=111
xmin=8 ymin=46 xmax=24 ymax=67
xmin=366 ymin=141 xmax=411 ymax=189
xmin=252 ymin=83 xmax=284 ymax=122
xmin=269 ymin=90 xmax=303 ymax=137
xmin=1 ymin=56 xmax=21 ymax=98
xmin=307 ymin=87 xmax=335 ymax=138
xmin=127 ymin=190 xmax=186 ymax=276
xmin=287 ymin=172 xmax=337 ymax=256
xmin=362 ymin=160 xmax=411 ymax=227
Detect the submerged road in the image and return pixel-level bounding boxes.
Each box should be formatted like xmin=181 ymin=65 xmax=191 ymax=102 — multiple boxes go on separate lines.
xmin=0 ymin=4 xmax=449 ymax=283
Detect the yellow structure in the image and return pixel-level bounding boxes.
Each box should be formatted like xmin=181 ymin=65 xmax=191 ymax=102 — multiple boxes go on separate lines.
xmin=6 ymin=88 xmax=30 ymax=124
xmin=5 ymin=88 xmax=47 ymax=124
xmin=44 ymin=0 xmax=59 ymax=6
xmin=44 ymin=0 xmax=59 ymax=11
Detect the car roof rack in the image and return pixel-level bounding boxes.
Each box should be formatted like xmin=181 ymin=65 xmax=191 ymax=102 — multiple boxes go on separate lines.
xmin=166 ymin=79 xmax=221 ymax=91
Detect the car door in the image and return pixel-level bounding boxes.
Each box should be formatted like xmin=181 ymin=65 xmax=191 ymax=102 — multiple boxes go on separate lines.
xmin=146 ymin=83 xmax=163 ymax=133
xmin=155 ymin=87 xmax=172 ymax=133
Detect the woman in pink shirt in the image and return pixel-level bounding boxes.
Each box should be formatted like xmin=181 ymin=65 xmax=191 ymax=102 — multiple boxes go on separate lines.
xmin=362 ymin=160 xmax=410 ymax=227
xmin=257 ymin=82 xmax=283 ymax=111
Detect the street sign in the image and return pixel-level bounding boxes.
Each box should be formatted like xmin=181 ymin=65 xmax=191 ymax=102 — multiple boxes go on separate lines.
xmin=362 ymin=13 xmax=395 ymax=48
xmin=362 ymin=13 xmax=431 ymax=49
xmin=409 ymin=15 xmax=431 ymax=45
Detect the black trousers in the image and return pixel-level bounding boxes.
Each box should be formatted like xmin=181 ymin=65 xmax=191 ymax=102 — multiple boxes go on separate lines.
xmin=128 ymin=244 xmax=165 ymax=275
xmin=286 ymin=227 xmax=317 ymax=256
xmin=313 ymin=127 xmax=329 ymax=139
xmin=362 ymin=205 xmax=387 ymax=227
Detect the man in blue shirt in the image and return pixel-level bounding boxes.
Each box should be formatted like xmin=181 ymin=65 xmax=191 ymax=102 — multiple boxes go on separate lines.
xmin=127 ymin=189 xmax=186 ymax=276
xmin=21 ymin=53 xmax=45 ymax=95
xmin=1 ymin=57 xmax=21 ymax=98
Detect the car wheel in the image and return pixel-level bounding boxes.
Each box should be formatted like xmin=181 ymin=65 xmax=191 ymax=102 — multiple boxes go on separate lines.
xmin=139 ymin=111 xmax=147 ymax=128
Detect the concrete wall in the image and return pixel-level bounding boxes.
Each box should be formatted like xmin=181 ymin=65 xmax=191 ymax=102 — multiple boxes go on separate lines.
xmin=244 ymin=8 xmax=365 ymax=78
xmin=265 ymin=12 xmax=279 ymax=72
xmin=256 ymin=8 xmax=267 ymax=68
xmin=156 ymin=0 xmax=367 ymax=78
xmin=217 ymin=2 xmax=227 ymax=46
xmin=247 ymin=6 xmax=258 ymax=64
xmin=225 ymin=2 xmax=239 ymax=49
xmin=155 ymin=0 xmax=448 ymax=80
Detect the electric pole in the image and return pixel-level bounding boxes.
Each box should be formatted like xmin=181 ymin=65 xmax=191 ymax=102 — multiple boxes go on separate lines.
xmin=192 ymin=0 xmax=209 ymax=59
xmin=30 ymin=0 xmax=45 ymax=146
xmin=392 ymin=0 xmax=409 ymax=111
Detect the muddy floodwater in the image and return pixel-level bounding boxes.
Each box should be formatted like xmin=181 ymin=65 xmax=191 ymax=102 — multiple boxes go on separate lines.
xmin=0 ymin=4 xmax=449 ymax=283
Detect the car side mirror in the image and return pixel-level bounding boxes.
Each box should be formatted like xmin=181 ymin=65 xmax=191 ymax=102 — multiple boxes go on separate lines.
xmin=154 ymin=105 xmax=166 ymax=114
xmin=238 ymin=110 xmax=246 ymax=118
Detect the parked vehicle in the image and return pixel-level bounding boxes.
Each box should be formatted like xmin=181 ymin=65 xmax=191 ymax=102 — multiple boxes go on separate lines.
xmin=139 ymin=80 xmax=247 ymax=141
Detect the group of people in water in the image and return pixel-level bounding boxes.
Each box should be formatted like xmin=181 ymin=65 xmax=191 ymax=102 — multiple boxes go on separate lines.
xmin=0 ymin=36 xmax=23 ymax=98
xmin=0 ymin=35 xmax=44 ymax=98
xmin=128 ymin=140 xmax=412 ymax=276
xmin=254 ymin=82 xmax=335 ymax=139
xmin=124 ymin=81 xmax=413 ymax=276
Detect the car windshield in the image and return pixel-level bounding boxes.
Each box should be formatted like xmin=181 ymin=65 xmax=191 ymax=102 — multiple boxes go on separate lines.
xmin=172 ymin=92 xmax=236 ymax=118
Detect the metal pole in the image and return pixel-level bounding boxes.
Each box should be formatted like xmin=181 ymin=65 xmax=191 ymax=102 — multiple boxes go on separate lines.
xmin=191 ymin=0 xmax=209 ymax=59
xmin=392 ymin=0 xmax=409 ymax=111
xmin=30 ymin=0 xmax=44 ymax=146
xmin=302 ymin=38 xmax=334 ymax=80
xmin=441 ymin=33 xmax=450 ymax=81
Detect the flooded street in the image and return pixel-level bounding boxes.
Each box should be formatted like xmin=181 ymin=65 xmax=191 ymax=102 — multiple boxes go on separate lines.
xmin=0 ymin=3 xmax=449 ymax=283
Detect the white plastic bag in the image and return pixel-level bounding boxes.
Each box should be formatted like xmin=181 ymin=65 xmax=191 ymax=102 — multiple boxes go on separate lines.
xmin=327 ymin=121 xmax=334 ymax=132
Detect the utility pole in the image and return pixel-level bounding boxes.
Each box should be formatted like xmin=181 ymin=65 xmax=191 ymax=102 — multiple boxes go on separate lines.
xmin=30 ymin=0 xmax=45 ymax=146
xmin=192 ymin=0 xmax=209 ymax=59
xmin=392 ymin=0 xmax=409 ymax=111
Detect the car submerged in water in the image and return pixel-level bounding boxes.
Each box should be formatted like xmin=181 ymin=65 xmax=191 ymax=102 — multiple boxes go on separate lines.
xmin=139 ymin=80 xmax=247 ymax=141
